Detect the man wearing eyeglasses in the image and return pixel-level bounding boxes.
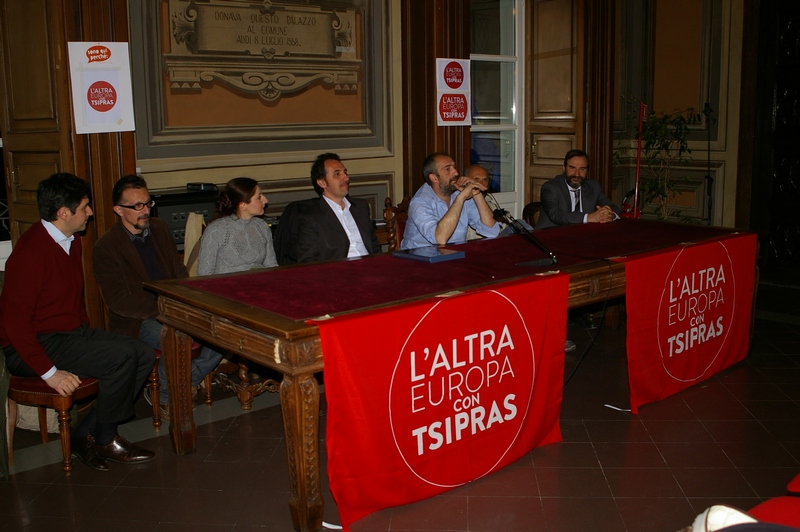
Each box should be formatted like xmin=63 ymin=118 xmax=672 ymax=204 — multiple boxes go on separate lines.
xmin=92 ymin=175 xmax=223 ymax=421
xmin=1 ymin=173 xmax=156 ymax=471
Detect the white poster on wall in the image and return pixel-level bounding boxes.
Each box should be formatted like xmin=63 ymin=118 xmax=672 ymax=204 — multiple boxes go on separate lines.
xmin=67 ymin=42 xmax=135 ymax=134
xmin=436 ymin=58 xmax=471 ymax=126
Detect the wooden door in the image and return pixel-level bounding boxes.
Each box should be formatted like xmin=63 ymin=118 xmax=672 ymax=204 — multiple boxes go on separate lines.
xmin=525 ymin=0 xmax=584 ymax=203
xmin=0 ymin=0 xmax=74 ymax=243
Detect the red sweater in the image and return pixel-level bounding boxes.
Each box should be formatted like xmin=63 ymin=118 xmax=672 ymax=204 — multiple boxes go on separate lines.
xmin=0 ymin=221 xmax=89 ymax=376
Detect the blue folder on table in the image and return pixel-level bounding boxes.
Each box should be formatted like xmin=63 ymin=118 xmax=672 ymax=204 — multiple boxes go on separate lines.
xmin=391 ymin=246 xmax=465 ymax=263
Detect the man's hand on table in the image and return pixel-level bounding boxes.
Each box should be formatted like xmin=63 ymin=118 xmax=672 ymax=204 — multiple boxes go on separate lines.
xmin=587 ymin=205 xmax=616 ymax=224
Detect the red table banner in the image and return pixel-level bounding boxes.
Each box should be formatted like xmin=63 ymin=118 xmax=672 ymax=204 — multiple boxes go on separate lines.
xmin=624 ymin=232 xmax=757 ymax=413
xmin=314 ymin=274 xmax=569 ymax=530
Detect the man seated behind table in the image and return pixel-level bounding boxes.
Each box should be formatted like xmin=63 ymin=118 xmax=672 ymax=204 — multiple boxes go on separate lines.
xmin=401 ymin=152 xmax=500 ymax=250
xmin=537 ymin=149 xmax=619 ymax=338
xmin=92 ymin=175 xmax=223 ymax=421
xmin=464 ymin=163 xmax=575 ymax=351
xmin=1 ymin=173 xmax=155 ymax=471
xmin=534 ymin=149 xmax=620 ymax=230
xmin=294 ymin=152 xmax=382 ymax=263
xmin=465 ymin=164 xmax=504 ymax=241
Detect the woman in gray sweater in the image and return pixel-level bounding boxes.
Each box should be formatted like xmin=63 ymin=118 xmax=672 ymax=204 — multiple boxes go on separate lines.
xmin=197 ymin=177 xmax=278 ymax=275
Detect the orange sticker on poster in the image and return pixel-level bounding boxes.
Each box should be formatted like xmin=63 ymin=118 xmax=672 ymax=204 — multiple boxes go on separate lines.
xmin=86 ymin=45 xmax=111 ymax=63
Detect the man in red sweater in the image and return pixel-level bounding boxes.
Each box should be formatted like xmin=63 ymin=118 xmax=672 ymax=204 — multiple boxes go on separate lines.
xmin=0 ymin=173 xmax=156 ymax=471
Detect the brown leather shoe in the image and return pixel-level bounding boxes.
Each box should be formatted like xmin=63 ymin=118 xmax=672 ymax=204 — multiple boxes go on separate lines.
xmin=95 ymin=436 xmax=155 ymax=464
xmin=70 ymin=434 xmax=109 ymax=472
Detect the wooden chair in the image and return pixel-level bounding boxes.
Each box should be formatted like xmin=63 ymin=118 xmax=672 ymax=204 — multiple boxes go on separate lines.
xmin=383 ymin=196 xmax=410 ymax=251
xmin=522 ymin=201 xmax=541 ymax=227
xmin=7 ymin=375 xmax=99 ymax=475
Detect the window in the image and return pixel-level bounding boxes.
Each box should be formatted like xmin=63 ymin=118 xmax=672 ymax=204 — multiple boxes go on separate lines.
xmin=470 ymin=0 xmax=523 ymax=205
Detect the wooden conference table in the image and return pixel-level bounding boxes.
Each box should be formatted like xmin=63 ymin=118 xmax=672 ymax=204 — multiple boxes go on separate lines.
xmin=145 ymin=219 xmax=742 ymax=532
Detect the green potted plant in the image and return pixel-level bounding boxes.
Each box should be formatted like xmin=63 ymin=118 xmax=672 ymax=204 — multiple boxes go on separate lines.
xmin=615 ymin=100 xmax=713 ymax=220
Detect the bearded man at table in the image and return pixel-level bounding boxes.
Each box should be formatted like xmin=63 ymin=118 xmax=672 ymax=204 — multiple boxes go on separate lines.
xmin=401 ymin=152 xmax=500 ymax=249
xmin=535 ymin=149 xmax=620 ymax=230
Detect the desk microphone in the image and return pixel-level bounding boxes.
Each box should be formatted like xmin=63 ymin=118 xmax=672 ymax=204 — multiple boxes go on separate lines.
xmin=491 ymin=205 xmax=558 ymax=267
xmin=521 ymin=256 xmax=559 ymax=267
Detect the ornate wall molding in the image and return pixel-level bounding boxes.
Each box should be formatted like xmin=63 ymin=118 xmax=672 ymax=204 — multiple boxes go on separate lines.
xmin=128 ymin=0 xmax=391 ymax=167
xmin=167 ymin=0 xmax=361 ymax=102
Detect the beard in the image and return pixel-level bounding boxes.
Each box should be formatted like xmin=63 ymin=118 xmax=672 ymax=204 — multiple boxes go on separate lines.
xmin=438 ymin=175 xmax=458 ymax=196
xmin=133 ymin=214 xmax=151 ymax=231
xmin=442 ymin=182 xmax=457 ymax=195
xmin=567 ymin=175 xmax=583 ymax=189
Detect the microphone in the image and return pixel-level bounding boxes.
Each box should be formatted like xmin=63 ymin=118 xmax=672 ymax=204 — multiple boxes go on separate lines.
xmin=521 ymin=257 xmax=558 ymax=267
xmin=488 ymin=201 xmax=558 ymax=267
xmin=493 ymin=207 xmax=510 ymax=223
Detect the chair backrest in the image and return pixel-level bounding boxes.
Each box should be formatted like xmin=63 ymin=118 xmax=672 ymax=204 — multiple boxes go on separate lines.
xmin=184 ymin=212 xmax=206 ymax=277
xmin=522 ymin=201 xmax=541 ymax=227
xmin=274 ymin=198 xmax=316 ymax=265
xmin=383 ymin=196 xmax=409 ymax=251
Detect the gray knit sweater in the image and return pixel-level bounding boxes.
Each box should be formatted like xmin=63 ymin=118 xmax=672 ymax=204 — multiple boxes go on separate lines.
xmin=197 ymin=215 xmax=278 ymax=275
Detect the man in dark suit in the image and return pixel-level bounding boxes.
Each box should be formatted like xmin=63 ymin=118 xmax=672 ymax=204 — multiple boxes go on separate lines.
xmin=534 ymin=149 xmax=620 ymax=230
xmin=294 ymin=153 xmax=381 ymax=263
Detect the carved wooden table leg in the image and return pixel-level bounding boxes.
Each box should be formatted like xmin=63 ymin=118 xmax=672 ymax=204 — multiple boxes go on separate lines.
xmin=237 ymin=361 xmax=255 ymax=409
xmin=161 ymin=325 xmax=196 ymax=455
xmin=280 ymin=372 xmax=323 ymax=532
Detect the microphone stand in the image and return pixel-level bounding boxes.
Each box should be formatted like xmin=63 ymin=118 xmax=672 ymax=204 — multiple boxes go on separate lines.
xmin=491 ymin=202 xmax=558 ymax=267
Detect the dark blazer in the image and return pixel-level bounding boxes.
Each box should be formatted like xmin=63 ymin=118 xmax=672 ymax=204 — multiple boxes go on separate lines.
xmin=534 ymin=174 xmax=620 ymax=230
xmin=92 ymin=217 xmax=187 ymax=338
xmin=294 ymin=197 xmax=381 ymax=263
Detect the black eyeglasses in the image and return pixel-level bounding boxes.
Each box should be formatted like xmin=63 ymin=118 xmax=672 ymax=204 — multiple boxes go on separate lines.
xmin=117 ymin=199 xmax=155 ymax=211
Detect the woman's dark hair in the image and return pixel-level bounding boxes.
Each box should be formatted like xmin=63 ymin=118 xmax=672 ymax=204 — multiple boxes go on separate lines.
xmin=37 ymin=173 xmax=92 ymax=221
xmin=218 ymin=177 xmax=259 ymax=216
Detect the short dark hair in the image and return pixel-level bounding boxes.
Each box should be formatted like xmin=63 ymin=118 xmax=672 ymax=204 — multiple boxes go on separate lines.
xmin=563 ymin=149 xmax=590 ymax=168
xmin=37 ymin=173 xmax=92 ymax=221
xmin=218 ymin=177 xmax=259 ymax=216
xmin=112 ymin=174 xmax=148 ymax=205
xmin=310 ymin=153 xmax=341 ymax=196
xmin=422 ymin=152 xmax=450 ymax=185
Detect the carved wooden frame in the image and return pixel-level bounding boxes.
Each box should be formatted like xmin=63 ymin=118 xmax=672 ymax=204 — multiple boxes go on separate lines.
xmin=129 ymin=0 xmax=390 ymax=167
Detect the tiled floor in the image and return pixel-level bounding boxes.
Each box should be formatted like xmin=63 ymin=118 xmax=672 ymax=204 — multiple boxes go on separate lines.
xmin=2 ymin=282 xmax=799 ymax=531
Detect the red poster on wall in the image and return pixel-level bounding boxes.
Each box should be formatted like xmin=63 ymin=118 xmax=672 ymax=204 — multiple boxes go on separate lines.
xmin=624 ymin=233 xmax=757 ymax=413
xmin=314 ymin=274 xmax=569 ymax=530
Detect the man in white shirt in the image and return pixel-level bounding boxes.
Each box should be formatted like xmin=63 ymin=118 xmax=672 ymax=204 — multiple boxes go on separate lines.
xmin=294 ymin=153 xmax=381 ymax=263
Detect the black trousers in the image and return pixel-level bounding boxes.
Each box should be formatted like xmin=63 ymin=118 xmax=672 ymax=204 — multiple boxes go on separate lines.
xmin=4 ymin=324 xmax=155 ymax=425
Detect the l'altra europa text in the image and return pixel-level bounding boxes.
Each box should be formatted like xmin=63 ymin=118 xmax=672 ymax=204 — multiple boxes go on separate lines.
xmin=408 ymin=324 xmax=520 ymax=456
xmin=666 ymin=265 xmax=727 ymax=357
